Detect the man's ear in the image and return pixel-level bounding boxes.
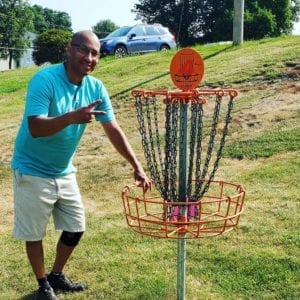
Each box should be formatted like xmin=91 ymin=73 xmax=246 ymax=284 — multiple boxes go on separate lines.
xmin=65 ymin=43 xmax=72 ymax=59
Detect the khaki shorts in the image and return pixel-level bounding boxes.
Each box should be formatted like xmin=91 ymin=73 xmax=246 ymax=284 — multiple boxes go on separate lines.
xmin=12 ymin=170 xmax=85 ymax=241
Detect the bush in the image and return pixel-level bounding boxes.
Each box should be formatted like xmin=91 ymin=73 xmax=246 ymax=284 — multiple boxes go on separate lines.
xmin=32 ymin=29 xmax=72 ymax=65
xmin=244 ymin=7 xmax=277 ymax=39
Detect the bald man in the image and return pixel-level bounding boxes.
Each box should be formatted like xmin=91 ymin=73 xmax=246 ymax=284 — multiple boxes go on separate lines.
xmin=11 ymin=30 xmax=151 ymax=300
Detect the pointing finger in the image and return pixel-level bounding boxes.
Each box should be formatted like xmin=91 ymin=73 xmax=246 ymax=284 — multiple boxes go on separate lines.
xmin=88 ymin=100 xmax=102 ymax=109
xmin=90 ymin=110 xmax=106 ymax=115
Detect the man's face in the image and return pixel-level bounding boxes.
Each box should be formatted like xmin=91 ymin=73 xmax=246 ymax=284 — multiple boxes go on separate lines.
xmin=67 ymin=37 xmax=100 ymax=77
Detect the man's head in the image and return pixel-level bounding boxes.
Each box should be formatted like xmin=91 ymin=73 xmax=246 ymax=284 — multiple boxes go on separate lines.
xmin=65 ymin=30 xmax=100 ymax=84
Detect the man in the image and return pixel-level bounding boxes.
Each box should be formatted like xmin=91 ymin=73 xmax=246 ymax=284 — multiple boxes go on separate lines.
xmin=11 ymin=30 xmax=151 ymax=300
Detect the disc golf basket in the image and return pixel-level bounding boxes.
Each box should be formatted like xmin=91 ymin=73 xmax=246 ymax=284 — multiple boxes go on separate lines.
xmin=121 ymin=48 xmax=246 ymax=300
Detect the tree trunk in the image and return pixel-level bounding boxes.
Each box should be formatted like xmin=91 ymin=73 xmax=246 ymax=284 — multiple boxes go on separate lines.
xmin=8 ymin=50 xmax=13 ymax=69
xmin=233 ymin=0 xmax=244 ymax=45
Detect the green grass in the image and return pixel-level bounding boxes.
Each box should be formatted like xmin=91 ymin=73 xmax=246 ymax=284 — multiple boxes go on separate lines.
xmin=0 ymin=35 xmax=300 ymax=299
xmin=224 ymin=127 xmax=300 ymax=159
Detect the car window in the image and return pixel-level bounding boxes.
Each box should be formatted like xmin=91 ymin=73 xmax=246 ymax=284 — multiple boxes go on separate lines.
xmin=145 ymin=26 xmax=161 ymax=36
xmin=157 ymin=27 xmax=169 ymax=35
xmin=107 ymin=26 xmax=133 ymax=38
xmin=130 ymin=25 xmax=145 ymax=37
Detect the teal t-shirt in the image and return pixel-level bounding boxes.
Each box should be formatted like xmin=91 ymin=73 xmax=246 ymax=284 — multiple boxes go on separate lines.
xmin=11 ymin=63 xmax=115 ymax=178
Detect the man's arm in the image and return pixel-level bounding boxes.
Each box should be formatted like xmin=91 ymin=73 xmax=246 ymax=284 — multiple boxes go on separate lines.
xmin=28 ymin=100 xmax=105 ymax=137
xmin=102 ymin=120 xmax=152 ymax=192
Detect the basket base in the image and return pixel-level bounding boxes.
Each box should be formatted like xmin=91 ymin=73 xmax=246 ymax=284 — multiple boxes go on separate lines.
xmin=122 ymin=180 xmax=245 ymax=239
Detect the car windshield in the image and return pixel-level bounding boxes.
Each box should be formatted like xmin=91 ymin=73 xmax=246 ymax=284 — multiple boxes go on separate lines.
xmin=107 ymin=26 xmax=133 ymax=38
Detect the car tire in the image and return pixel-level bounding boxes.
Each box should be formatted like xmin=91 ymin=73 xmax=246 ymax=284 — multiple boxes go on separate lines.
xmin=160 ymin=45 xmax=170 ymax=51
xmin=114 ymin=45 xmax=127 ymax=57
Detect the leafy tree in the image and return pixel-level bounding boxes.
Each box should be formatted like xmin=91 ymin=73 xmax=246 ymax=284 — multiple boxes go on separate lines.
xmin=132 ymin=0 xmax=300 ymax=45
xmin=0 ymin=0 xmax=34 ymax=69
xmin=292 ymin=0 xmax=300 ymax=22
xmin=32 ymin=29 xmax=72 ymax=65
xmin=93 ymin=19 xmax=119 ymax=38
xmin=244 ymin=6 xmax=277 ymax=39
xmin=132 ymin=0 xmax=197 ymax=46
xmin=209 ymin=1 xmax=277 ymax=41
xmin=30 ymin=4 xmax=72 ymax=34
xmin=132 ymin=0 xmax=236 ymax=45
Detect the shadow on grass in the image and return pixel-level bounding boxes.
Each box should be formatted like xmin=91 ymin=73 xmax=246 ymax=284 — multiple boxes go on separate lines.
xmin=19 ymin=291 xmax=36 ymax=299
xmin=110 ymin=45 xmax=234 ymax=100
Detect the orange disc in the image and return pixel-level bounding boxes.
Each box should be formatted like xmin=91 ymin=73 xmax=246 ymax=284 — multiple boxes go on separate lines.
xmin=170 ymin=48 xmax=204 ymax=91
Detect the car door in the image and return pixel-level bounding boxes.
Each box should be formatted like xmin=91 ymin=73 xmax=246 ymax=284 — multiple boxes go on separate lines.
xmin=143 ymin=25 xmax=163 ymax=51
xmin=126 ymin=25 xmax=147 ymax=53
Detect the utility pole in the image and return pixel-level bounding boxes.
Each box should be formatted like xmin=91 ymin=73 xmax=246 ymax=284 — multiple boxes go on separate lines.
xmin=233 ymin=0 xmax=244 ymax=45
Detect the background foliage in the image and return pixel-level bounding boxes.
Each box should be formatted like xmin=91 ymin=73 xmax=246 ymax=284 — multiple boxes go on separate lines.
xmin=133 ymin=0 xmax=300 ymax=45
xmin=0 ymin=0 xmax=299 ymax=67
xmin=0 ymin=0 xmax=34 ymax=68
xmin=92 ymin=19 xmax=119 ymax=39
xmin=30 ymin=4 xmax=72 ymax=34
xmin=32 ymin=29 xmax=72 ymax=65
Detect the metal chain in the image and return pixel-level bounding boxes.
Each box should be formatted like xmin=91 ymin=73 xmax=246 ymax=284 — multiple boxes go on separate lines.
xmin=135 ymin=92 xmax=235 ymax=203
xmin=135 ymin=95 xmax=164 ymax=196
xmin=145 ymin=96 xmax=164 ymax=194
xmin=193 ymin=103 xmax=204 ymax=200
xmin=187 ymin=99 xmax=203 ymax=201
xmin=193 ymin=94 xmax=221 ymax=198
xmin=164 ymin=101 xmax=173 ymax=201
xmin=198 ymin=95 xmax=235 ymax=198
xmin=169 ymin=101 xmax=179 ymax=201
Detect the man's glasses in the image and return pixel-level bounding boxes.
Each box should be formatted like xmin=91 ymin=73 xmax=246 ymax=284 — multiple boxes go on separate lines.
xmin=71 ymin=43 xmax=99 ymax=58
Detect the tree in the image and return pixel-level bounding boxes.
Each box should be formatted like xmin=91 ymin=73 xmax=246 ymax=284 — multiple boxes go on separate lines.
xmin=0 ymin=0 xmax=34 ymax=69
xmin=132 ymin=0 xmax=300 ymax=45
xmin=244 ymin=6 xmax=277 ymax=39
xmin=30 ymin=4 xmax=72 ymax=34
xmin=133 ymin=0 xmax=238 ymax=45
xmin=32 ymin=29 xmax=72 ymax=65
xmin=132 ymin=0 xmax=200 ymax=46
xmin=92 ymin=19 xmax=119 ymax=38
xmin=209 ymin=0 xmax=299 ymax=40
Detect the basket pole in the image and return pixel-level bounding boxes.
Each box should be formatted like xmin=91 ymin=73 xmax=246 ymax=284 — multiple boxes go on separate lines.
xmin=177 ymin=103 xmax=188 ymax=300
xmin=177 ymin=238 xmax=186 ymax=300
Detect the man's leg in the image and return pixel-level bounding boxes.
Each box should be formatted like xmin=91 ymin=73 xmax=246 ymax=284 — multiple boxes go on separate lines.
xmin=26 ymin=240 xmax=45 ymax=279
xmin=47 ymin=232 xmax=85 ymax=292
xmin=51 ymin=239 xmax=77 ymax=273
xmin=26 ymin=241 xmax=58 ymax=300
xmin=49 ymin=174 xmax=85 ymax=293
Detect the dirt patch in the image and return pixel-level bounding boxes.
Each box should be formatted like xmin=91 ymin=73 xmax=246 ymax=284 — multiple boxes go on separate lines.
xmin=231 ymin=70 xmax=299 ymax=135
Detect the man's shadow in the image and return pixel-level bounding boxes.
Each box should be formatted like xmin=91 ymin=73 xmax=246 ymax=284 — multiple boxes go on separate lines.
xmin=19 ymin=292 xmax=37 ymax=300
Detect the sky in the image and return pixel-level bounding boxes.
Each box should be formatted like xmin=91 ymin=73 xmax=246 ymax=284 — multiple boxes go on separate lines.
xmin=28 ymin=0 xmax=139 ymax=32
xmin=28 ymin=0 xmax=300 ymax=35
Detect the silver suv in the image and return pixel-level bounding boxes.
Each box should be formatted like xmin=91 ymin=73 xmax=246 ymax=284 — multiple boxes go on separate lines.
xmin=100 ymin=24 xmax=177 ymax=57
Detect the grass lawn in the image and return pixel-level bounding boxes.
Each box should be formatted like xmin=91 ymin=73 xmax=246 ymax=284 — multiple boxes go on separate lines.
xmin=0 ymin=35 xmax=299 ymax=299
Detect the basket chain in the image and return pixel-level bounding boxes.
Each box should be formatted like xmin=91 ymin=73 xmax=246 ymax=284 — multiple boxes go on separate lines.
xmin=135 ymin=93 xmax=234 ymax=202
xmin=165 ymin=102 xmax=179 ymax=201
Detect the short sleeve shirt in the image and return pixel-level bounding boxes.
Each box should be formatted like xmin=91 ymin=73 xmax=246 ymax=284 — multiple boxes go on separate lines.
xmin=11 ymin=63 xmax=115 ymax=178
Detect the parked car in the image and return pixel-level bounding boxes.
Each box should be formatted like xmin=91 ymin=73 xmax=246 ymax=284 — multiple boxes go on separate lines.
xmin=100 ymin=23 xmax=177 ymax=57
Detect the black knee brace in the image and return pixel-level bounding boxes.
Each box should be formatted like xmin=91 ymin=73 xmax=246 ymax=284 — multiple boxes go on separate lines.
xmin=60 ymin=231 xmax=84 ymax=247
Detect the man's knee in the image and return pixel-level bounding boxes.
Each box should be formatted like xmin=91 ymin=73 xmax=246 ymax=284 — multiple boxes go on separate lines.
xmin=60 ymin=231 xmax=84 ymax=247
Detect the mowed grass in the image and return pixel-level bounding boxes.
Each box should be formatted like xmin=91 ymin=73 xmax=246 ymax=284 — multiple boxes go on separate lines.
xmin=0 ymin=35 xmax=299 ymax=299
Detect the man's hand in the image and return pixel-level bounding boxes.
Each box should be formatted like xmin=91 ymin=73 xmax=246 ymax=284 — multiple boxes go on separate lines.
xmin=71 ymin=100 xmax=106 ymax=124
xmin=134 ymin=168 xmax=152 ymax=193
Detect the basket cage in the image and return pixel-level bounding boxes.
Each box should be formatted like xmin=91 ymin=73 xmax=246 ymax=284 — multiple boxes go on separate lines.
xmin=121 ymin=88 xmax=246 ymax=239
xmin=122 ymin=180 xmax=245 ymax=239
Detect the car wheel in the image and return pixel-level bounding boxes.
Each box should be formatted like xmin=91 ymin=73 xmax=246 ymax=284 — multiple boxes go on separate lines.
xmin=114 ymin=45 xmax=127 ymax=57
xmin=160 ymin=45 xmax=170 ymax=51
